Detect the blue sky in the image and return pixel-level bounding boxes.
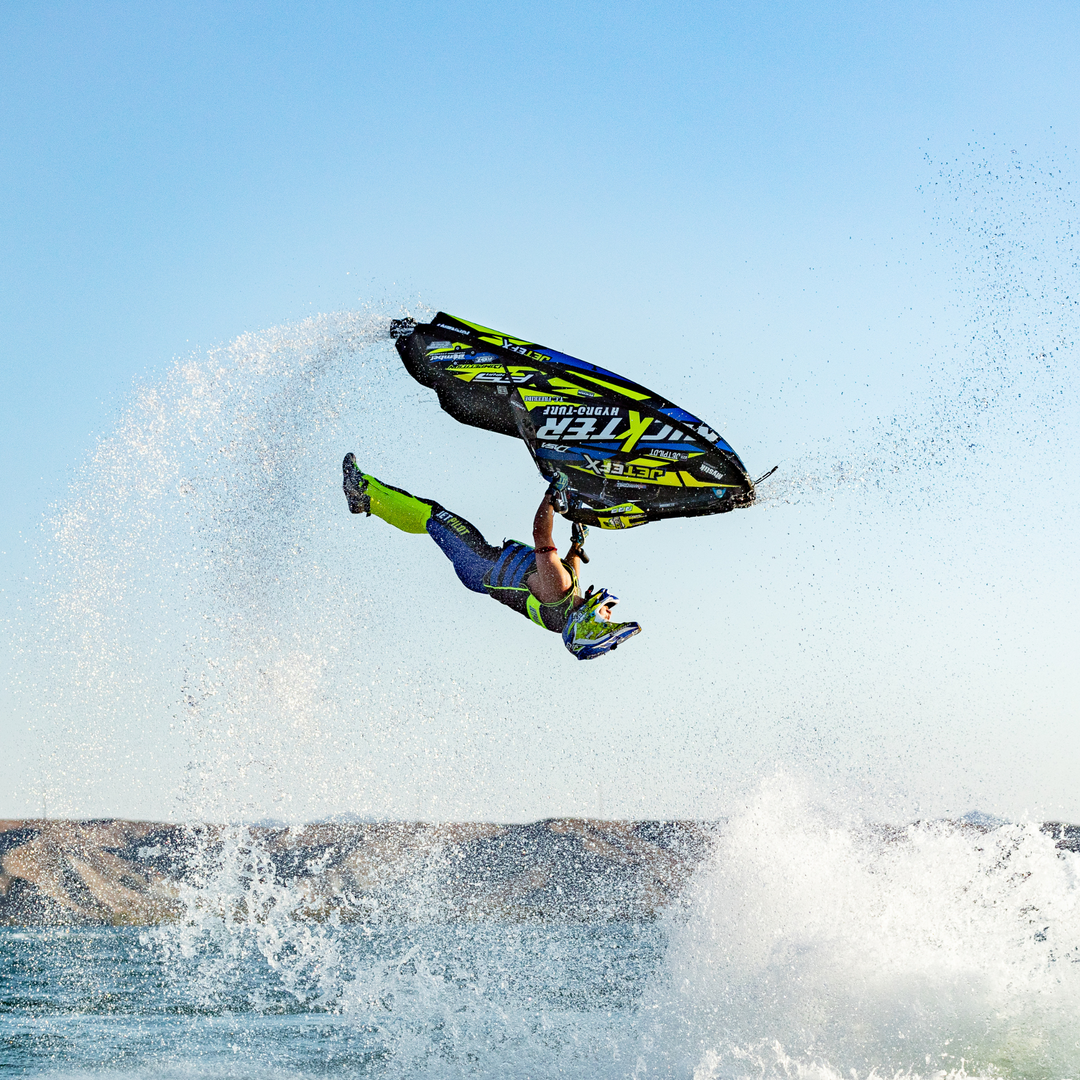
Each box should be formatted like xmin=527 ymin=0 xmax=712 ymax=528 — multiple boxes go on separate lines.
xmin=2 ymin=1 xmax=1078 ymax=822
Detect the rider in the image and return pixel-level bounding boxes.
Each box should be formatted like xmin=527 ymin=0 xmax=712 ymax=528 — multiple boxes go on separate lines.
xmin=342 ymin=454 xmax=640 ymax=659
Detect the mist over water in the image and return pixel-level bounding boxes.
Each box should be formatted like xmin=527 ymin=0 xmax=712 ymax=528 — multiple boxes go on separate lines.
xmin=5 ymin=150 xmax=1080 ymax=1077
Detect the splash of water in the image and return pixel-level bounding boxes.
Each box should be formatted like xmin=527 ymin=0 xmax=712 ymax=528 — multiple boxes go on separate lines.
xmin=759 ymin=147 xmax=1079 ymax=512
xmin=120 ymin=774 xmax=1080 ymax=1079
xmin=14 ymin=307 xmax=446 ymax=821
xmin=650 ymin=775 xmax=1080 ymax=1080
xmin=137 ymin=821 xmax=669 ymax=1078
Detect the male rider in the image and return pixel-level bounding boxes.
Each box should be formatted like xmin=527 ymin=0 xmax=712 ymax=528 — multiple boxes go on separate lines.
xmin=342 ymin=454 xmax=639 ymax=659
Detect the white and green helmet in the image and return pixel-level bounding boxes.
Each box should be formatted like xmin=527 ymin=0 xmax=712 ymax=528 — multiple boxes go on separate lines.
xmin=562 ymin=588 xmax=641 ymax=660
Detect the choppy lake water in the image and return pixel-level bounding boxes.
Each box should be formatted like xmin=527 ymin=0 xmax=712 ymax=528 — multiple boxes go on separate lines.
xmin=2 ymin=921 xmax=665 ymax=1079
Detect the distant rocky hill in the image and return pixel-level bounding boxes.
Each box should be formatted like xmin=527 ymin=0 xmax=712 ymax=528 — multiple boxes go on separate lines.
xmin=5 ymin=818 xmax=1077 ymax=928
xmin=0 ymin=819 xmax=714 ymax=926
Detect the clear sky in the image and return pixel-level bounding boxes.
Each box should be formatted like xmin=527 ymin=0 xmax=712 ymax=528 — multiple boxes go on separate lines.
xmin=2 ymin=1 xmax=1078 ymax=823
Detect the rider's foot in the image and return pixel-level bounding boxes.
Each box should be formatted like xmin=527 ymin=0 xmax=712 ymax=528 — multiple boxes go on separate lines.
xmin=342 ymin=453 xmax=370 ymax=515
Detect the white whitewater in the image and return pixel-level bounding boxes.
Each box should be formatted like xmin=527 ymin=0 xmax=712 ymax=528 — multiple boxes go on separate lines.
xmin=653 ymin=775 xmax=1080 ymax=1078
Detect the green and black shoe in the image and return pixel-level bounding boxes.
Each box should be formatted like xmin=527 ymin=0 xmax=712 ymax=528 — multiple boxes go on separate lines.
xmin=342 ymin=453 xmax=370 ymax=515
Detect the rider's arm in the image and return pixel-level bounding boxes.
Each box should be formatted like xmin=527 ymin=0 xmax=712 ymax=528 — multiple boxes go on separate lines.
xmin=531 ymin=494 xmax=574 ymax=603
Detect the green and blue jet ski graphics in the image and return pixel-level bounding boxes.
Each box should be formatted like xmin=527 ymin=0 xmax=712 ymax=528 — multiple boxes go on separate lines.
xmin=391 ymin=312 xmax=756 ymax=530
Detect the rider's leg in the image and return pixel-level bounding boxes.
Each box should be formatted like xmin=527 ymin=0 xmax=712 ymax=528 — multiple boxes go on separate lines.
xmin=353 ymin=467 xmax=501 ymax=594
xmin=424 ymin=506 xmax=502 ymax=593
xmin=362 ymin=475 xmax=436 ymax=534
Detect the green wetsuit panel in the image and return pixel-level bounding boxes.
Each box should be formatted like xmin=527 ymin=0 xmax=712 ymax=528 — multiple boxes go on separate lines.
xmin=362 ymin=474 xmax=434 ymax=534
